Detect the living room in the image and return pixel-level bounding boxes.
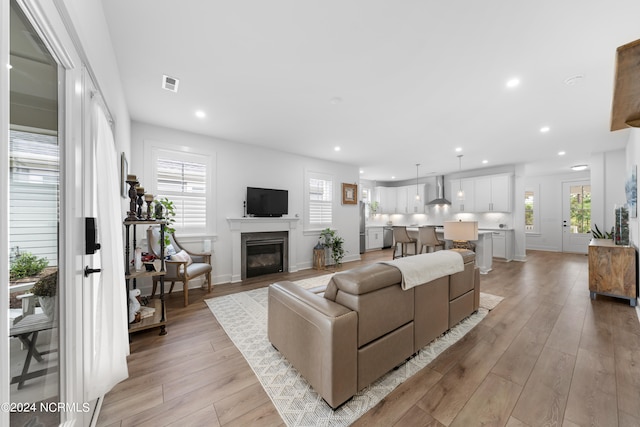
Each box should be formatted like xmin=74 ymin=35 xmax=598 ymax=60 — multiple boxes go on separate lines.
xmin=3 ymin=1 xmax=640 ymax=426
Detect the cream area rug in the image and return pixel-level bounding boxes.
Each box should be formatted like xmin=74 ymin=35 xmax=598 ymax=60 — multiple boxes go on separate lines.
xmin=205 ymin=274 xmax=502 ymax=427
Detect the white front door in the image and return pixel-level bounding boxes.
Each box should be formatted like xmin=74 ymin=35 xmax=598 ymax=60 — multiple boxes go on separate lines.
xmin=3 ymin=1 xmax=105 ymax=425
xmin=562 ymin=180 xmax=592 ymax=254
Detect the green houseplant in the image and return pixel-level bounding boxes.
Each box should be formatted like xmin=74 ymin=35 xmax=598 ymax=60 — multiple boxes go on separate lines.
xmin=31 ymin=270 xmax=57 ymax=319
xmin=153 ymin=197 xmax=176 ymax=247
xmin=10 ymin=252 xmax=49 ymax=280
xmin=320 ymin=228 xmax=346 ymax=268
xmin=591 ymin=224 xmax=614 ymax=240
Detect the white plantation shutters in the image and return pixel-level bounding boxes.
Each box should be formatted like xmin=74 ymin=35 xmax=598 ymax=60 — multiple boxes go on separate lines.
xmin=155 ymin=156 xmax=207 ymax=232
xmin=307 ymin=172 xmax=333 ymax=227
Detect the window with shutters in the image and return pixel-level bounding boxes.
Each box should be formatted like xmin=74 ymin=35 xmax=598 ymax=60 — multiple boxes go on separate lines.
xmin=305 ymin=171 xmax=333 ymax=229
xmin=150 ymin=147 xmax=211 ymax=234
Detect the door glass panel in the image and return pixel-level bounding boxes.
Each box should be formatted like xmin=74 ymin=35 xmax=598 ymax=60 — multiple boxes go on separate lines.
xmin=9 ymin=1 xmax=60 ymax=425
xmin=569 ymin=184 xmax=591 ymax=233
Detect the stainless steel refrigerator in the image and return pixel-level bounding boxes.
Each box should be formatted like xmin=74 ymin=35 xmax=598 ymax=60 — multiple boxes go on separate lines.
xmin=359 ymin=201 xmax=366 ymax=253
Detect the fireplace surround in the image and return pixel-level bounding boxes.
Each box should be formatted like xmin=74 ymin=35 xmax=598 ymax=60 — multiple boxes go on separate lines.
xmin=227 ymin=217 xmax=299 ymax=283
xmin=241 ymin=231 xmax=288 ymax=279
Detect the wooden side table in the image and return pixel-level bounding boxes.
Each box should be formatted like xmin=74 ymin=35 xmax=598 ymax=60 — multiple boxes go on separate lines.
xmin=588 ymin=238 xmax=637 ymax=306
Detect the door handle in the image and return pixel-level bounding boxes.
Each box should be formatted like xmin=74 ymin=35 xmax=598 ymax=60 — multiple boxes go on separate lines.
xmin=84 ymin=266 xmax=101 ymax=277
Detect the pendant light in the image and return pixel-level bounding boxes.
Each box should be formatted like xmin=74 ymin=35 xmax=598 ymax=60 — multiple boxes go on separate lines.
xmin=415 ymin=164 xmax=421 ymax=201
xmin=456 ymin=155 xmax=465 ymax=201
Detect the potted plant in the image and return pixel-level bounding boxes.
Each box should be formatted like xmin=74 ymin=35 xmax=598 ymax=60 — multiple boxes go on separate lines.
xmin=153 ymin=197 xmax=176 ymax=247
xmin=320 ymin=228 xmax=346 ymax=268
xmin=591 ymin=224 xmax=614 ymax=240
xmin=31 ymin=270 xmax=57 ymax=319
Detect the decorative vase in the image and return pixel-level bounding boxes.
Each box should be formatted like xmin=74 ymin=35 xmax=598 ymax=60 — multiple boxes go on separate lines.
xmin=614 ymin=204 xmax=630 ymax=246
xmin=38 ymin=296 xmax=56 ymax=319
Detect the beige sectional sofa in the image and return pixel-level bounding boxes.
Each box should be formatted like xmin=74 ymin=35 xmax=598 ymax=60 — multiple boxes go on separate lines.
xmin=267 ymin=249 xmax=480 ymax=408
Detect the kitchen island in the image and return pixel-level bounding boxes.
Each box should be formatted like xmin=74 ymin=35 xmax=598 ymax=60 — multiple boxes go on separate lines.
xmin=405 ymin=227 xmax=493 ymax=274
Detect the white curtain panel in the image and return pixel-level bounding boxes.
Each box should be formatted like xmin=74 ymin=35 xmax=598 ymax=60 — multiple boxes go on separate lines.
xmin=86 ymin=99 xmax=129 ymax=401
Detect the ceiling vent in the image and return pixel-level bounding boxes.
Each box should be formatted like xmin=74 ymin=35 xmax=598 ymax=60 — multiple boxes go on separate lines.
xmin=162 ymin=75 xmax=179 ymax=92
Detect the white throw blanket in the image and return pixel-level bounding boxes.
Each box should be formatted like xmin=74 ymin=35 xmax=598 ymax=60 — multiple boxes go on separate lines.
xmin=380 ymin=251 xmax=464 ymax=290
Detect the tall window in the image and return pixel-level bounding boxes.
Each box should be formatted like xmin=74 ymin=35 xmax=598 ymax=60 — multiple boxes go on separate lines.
xmin=306 ymin=171 xmax=333 ymax=228
xmin=524 ymin=186 xmax=540 ymax=234
xmin=525 ymin=190 xmax=535 ymax=231
xmin=152 ymin=148 xmax=209 ymax=234
xmin=569 ymin=184 xmax=591 ymax=233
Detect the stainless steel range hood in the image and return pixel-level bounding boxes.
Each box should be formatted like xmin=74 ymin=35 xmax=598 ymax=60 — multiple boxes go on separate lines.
xmin=427 ymin=175 xmax=451 ymax=205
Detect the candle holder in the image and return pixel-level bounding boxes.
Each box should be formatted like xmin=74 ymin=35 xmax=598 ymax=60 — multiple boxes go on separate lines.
xmin=126 ymin=178 xmax=139 ymax=221
xmin=136 ymin=186 xmax=145 ymax=220
xmin=144 ymin=194 xmax=154 ymax=220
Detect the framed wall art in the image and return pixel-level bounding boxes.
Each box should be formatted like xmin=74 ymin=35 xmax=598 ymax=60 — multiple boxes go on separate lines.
xmin=342 ymin=183 xmax=357 ymax=205
xmin=626 ymin=164 xmax=637 ymax=218
xmin=120 ymin=152 xmax=128 ymax=198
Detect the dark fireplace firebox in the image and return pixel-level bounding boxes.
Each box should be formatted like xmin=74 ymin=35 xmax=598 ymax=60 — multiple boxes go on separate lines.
xmin=241 ymin=231 xmax=288 ymax=279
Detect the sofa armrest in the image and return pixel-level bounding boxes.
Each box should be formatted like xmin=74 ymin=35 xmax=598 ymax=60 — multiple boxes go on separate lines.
xmin=268 ymin=281 xmax=358 ymax=408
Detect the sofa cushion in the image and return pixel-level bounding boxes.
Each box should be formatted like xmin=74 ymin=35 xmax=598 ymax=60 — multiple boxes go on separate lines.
xmin=336 ymin=283 xmax=413 ymax=348
xmin=323 ymin=263 xmax=402 ymax=301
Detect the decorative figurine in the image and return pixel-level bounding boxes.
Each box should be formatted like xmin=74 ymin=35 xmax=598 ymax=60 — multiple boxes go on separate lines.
xmin=136 ymin=186 xmax=145 ymax=219
xmin=144 ymin=194 xmax=154 ymax=220
xmin=126 ymin=175 xmax=139 ymax=221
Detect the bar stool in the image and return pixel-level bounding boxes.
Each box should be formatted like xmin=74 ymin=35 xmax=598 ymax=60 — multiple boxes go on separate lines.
xmin=392 ymin=226 xmax=417 ymax=259
xmin=418 ymin=226 xmax=445 ymax=253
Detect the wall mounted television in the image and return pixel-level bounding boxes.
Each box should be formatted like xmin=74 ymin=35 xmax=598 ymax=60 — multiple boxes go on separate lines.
xmin=246 ymin=187 xmax=288 ymax=217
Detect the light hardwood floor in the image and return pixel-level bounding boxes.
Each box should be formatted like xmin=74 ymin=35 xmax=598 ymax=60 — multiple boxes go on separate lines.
xmin=97 ymin=250 xmax=640 ymax=427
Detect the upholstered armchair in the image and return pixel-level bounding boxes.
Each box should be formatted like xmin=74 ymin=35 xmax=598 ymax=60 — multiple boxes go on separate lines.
xmin=146 ymin=227 xmax=213 ymax=307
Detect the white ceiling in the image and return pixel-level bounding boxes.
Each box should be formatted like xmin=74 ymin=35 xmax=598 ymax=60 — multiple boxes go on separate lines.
xmin=101 ymin=0 xmax=640 ymax=181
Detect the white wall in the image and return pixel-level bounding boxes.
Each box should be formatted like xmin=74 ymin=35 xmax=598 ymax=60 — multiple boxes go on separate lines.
xmin=60 ymin=0 xmax=132 ymax=210
xmin=524 ymin=170 xmax=589 ymax=251
xmin=130 ymin=121 xmax=360 ymax=286
xmin=524 ymin=149 xmax=626 ymax=252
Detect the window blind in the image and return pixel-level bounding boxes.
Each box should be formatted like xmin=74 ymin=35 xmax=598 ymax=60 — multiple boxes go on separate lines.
xmin=156 ymin=157 xmax=207 ymax=231
xmin=308 ymin=176 xmax=332 ymax=226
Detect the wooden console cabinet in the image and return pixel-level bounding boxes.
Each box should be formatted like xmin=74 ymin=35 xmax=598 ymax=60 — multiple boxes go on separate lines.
xmin=588 ymin=239 xmax=637 ymax=306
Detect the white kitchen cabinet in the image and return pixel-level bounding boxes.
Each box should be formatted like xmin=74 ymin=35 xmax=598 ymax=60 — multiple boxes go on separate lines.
xmin=376 ymin=186 xmax=397 ymax=214
xmin=475 ymin=174 xmax=512 ymax=212
xmin=396 ymin=186 xmax=409 ymax=214
xmin=491 ymin=229 xmax=514 ymax=260
xmin=366 ymin=227 xmax=384 ymax=250
xmin=450 ymin=178 xmax=475 ymax=212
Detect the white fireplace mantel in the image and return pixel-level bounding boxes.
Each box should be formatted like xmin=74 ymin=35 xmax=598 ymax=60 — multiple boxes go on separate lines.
xmin=227 ymin=217 xmax=300 ymax=282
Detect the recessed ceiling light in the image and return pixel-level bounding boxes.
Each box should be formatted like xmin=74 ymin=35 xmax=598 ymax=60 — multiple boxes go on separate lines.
xmin=571 ymin=164 xmax=588 ymax=171
xmin=558 ymin=151 xmax=566 ymax=156
xmin=334 ymin=146 xmax=341 ymax=152
xmin=482 ymin=160 xmax=489 ymax=164
xmin=359 ymin=169 xmax=364 ymax=174
xmin=391 ymin=176 xmax=396 ymax=179
xmin=540 ymin=126 xmax=550 ymax=133
xmin=195 ymin=110 xmax=206 ymax=118
xmin=506 ymin=78 xmax=520 ymax=88
xmin=455 ymin=147 xmax=462 ymax=152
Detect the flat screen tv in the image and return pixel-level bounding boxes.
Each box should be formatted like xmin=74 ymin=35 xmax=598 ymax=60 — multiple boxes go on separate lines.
xmin=246 ymin=187 xmax=288 ymax=217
